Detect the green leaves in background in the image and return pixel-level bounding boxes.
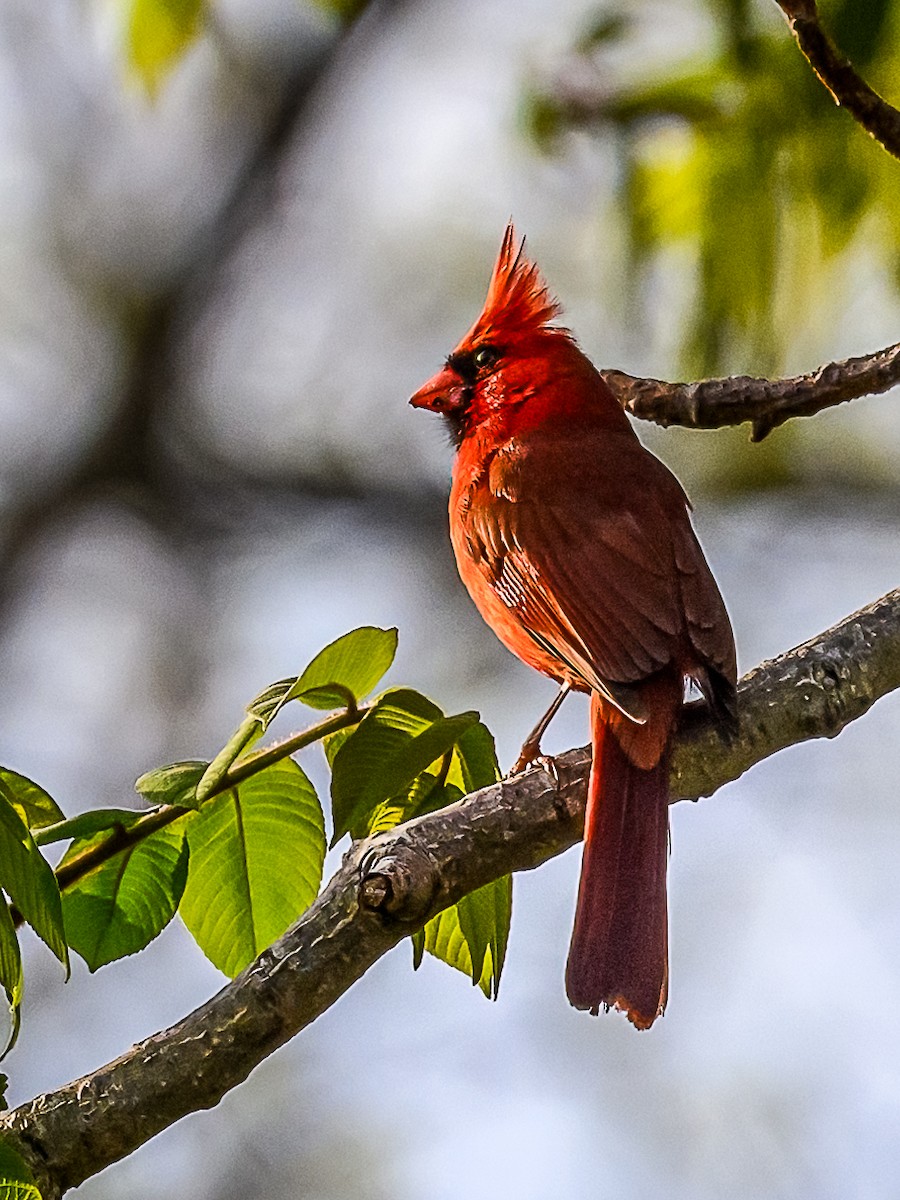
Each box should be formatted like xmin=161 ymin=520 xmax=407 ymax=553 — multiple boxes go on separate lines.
xmin=0 ymin=1139 xmax=41 ymax=1200
xmin=180 ymin=759 xmax=325 ymax=977
xmin=309 ymin=0 xmax=371 ymax=25
xmin=61 ymin=824 xmax=188 ymax=971
xmin=530 ymin=0 xmax=900 ymax=376
xmin=329 ymin=688 xmax=478 ymax=843
xmin=126 ymin=0 xmax=206 ymax=94
xmin=123 ymin=0 xmax=376 ymax=91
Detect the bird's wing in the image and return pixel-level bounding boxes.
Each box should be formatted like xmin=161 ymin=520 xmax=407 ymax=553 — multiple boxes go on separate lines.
xmin=462 ymin=430 xmax=719 ymax=702
xmin=670 ymin=518 xmax=738 ymax=727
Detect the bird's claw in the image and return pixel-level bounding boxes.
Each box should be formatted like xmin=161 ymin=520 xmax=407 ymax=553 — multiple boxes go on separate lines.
xmin=509 ymin=739 xmax=541 ymax=778
xmin=508 ymin=751 xmax=561 ymax=791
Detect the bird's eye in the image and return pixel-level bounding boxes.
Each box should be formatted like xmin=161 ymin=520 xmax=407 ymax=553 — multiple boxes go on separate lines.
xmin=473 ymin=345 xmax=500 ymax=371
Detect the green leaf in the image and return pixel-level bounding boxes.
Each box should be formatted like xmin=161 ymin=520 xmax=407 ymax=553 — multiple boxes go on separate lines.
xmin=180 ymin=759 xmax=325 ymax=977
xmin=575 ymin=12 xmax=630 ymax=52
xmin=452 ymin=722 xmax=502 ymax=793
xmin=390 ymin=719 xmax=508 ymax=997
xmin=0 ymin=1139 xmax=40 ymax=1200
xmin=329 ymin=688 xmax=441 ymax=839
xmin=411 ymin=928 xmax=425 ymax=970
xmin=35 ymin=809 xmax=141 ymax=848
xmin=135 ymin=761 xmax=208 ymax=810
xmin=322 ymin=725 xmax=354 ymax=769
xmin=61 ymin=825 xmax=189 ymax=971
xmin=457 ymin=877 xmax=512 ymax=999
xmin=0 ymin=1142 xmax=39 ymax=1197
xmin=0 ymin=788 xmax=68 ymax=972
xmin=284 ymin=627 xmax=398 ymax=712
xmin=0 ymin=770 xmax=64 ymax=833
xmin=416 ymin=876 xmax=512 ymax=999
xmin=195 ymin=681 xmax=295 ymax=807
xmin=245 ymin=680 xmax=297 ymax=731
xmin=193 ymin=628 xmax=397 ymax=804
xmin=403 ymin=772 xmax=462 ymax=822
xmin=127 ymin=0 xmax=205 ymax=94
xmin=330 ymin=689 xmax=477 ymax=844
xmin=0 ymin=900 xmax=22 ymax=1058
xmin=362 ymin=766 xmax=463 ymax=840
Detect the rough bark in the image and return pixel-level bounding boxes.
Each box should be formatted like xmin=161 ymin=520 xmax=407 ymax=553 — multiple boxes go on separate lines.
xmin=4 ymin=588 xmax=900 ymax=1199
xmin=602 ymin=340 xmax=900 ymax=441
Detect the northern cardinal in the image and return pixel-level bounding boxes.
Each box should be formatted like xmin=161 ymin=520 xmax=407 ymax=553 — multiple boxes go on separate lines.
xmin=410 ymin=225 xmax=737 ymax=1028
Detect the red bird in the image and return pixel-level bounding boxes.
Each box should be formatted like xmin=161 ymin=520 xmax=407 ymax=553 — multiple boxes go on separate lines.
xmin=410 ymin=225 xmax=737 ymax=1028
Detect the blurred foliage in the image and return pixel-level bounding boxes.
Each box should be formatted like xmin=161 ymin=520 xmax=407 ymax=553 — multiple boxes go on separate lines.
xmin=124 ymin=0 xmax=370 ymax=93
xmin=528 ymin=0 xmax=900 ymax=377
xmin=125 ymin=0 xmax=206 ymax=93
xmin=309 ymin=0 xmax=372 ymax=23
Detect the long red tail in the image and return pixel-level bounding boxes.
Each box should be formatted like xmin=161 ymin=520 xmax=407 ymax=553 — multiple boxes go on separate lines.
xmin=565 ymin=701 xmax=670 ymax=1029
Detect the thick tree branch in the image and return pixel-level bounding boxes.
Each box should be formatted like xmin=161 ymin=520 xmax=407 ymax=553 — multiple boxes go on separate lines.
xmin=5 ymin=589 xmax=900 ymax=1198
xmin=776 ymin=0 xmax=900 ymax=160
xmin=600 ymin=339 xmax=900 ymax=440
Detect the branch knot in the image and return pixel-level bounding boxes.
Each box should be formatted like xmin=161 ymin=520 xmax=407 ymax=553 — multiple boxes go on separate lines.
xmin=358 ymin=845 xmax=439 ymax=923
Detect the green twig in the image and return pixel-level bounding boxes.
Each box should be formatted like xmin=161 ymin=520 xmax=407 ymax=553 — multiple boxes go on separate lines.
xmin=17 ymin=704 xmax=371 ymax=927
xmin=223 ymin=707 xmax=364 ymax=788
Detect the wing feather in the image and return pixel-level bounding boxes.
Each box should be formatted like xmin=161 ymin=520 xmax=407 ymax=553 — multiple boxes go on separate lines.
xmin=467 ymin=431 xmax=689 ymax=689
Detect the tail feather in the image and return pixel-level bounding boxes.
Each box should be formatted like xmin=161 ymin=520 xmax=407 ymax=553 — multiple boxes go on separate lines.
xmin=565 ymin=704 xmax=670 ymax=1029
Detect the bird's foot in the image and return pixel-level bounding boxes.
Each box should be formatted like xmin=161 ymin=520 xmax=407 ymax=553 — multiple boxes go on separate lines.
xmin=509 ymin=683 xmax=572 ymax=777
xmin=508 ymin=748 xmax=561 ymax=791
xmin=509 ymin=733 xmax=544 ymax=777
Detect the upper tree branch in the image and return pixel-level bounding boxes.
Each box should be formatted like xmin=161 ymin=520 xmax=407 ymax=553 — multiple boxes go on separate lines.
xmin=601 ymin=339 xmax=900 ymax=440
xmin=4 ymin=589 xmax=900 ymax=1199
xmin=776 ymin=0 xmax=900 ymax=160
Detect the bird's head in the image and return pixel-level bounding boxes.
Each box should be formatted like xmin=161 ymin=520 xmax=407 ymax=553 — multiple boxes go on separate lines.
xmin=410 ymin=223 xmax=573 ymax=446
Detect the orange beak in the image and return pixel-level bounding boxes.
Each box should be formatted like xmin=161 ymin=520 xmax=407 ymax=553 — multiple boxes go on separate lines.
xmin=409 ymin=364 xmax=468 ymax=416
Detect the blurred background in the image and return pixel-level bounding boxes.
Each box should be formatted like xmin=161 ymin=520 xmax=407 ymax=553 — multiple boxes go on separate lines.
xmin=3 ymin=0 xmax=900 ymax=1195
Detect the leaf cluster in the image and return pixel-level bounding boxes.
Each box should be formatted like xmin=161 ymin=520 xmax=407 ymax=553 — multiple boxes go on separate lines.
xmin=0 ymin=628 xmax=511 ymax=1078
xmin=0 ymin=627 xmax=513 ymax=1191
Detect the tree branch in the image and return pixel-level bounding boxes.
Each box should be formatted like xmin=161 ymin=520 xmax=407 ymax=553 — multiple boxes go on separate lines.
xmin=601 ymin=339 xmax=900 ymax=440
xmin=5 ymin=589 xmax=900 ymax=1198
xmin=775 ymin=0 xmax=900 ymax=160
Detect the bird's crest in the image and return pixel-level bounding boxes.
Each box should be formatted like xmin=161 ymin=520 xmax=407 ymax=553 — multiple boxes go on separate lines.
xmin=468 ymin=222 xmax=563 ymax=343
